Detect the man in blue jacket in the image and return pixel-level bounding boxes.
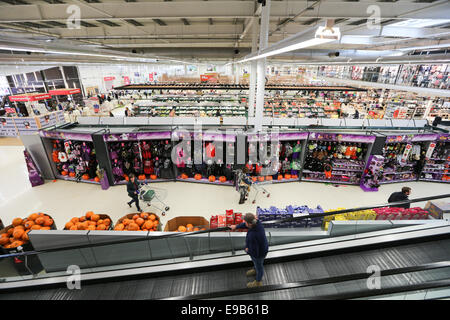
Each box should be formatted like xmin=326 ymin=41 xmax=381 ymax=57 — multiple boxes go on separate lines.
xmin=126 ymin=173 xmax=142 ymax=212
xmin=230 ymin=213 xmax=269 ymax=288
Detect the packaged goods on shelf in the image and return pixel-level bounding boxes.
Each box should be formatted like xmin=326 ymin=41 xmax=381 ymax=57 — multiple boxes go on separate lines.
xmin=257 ymin=205 xmax=324 ymax=229
xmin=373 ymin=207 xmax=430 ymax=220
xmin=210 ymin=210 xmax=243 ymax=231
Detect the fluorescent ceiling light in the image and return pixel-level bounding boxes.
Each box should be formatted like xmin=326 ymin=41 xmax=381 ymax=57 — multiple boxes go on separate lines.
xmin=240 ymin=38 xmax=334 ymax=63
xmin=397 ymin=43 xmax=450 ymax=51
xmin=389 ymin=19 xmax=450 ymax=28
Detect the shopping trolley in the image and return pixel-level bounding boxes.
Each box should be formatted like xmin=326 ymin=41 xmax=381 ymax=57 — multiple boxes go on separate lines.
xmin=138 ymin=182 xmax=170 ymax=216
xmin=234 ymin=169 xmax=271 ymax=204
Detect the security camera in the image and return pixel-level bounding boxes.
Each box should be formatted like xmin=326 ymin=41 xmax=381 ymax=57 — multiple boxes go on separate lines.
xmin=328 ymin=52 xmax=340 ymax=58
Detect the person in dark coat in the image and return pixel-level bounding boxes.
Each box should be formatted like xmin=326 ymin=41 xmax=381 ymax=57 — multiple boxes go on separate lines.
xmin=126 ymin=173 xmax=142 ymax=212
xmin=230 ymin=213 xmax=269 ymax=288
xmin=388 ymin=187 xmax=411 ymax=209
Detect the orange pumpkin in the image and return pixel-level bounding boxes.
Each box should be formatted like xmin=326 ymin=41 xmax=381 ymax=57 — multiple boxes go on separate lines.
xmin=79 ymin=216 xmax=86 ymax=222
xmin=82 ymin=174 xmax=90 ymax=180
xmin=292 ymin=175 xmax=298 ymax=179
xmin=278 ymin=175 xmax=283 ymax=180
xmin=138 ymin=174 xmax=146 ymax=181
xmin=28 ymin=213 xmax=38 ymax=221
xmin=13 ymin=229 xmax=24 ymax=240
xmin=94 ymin=177 xmax=100 ymax=183
xmin=153 ymin=220 xmax=159 ymax=226
xmin=114 ymin=223 xmax=125 ymax=231
xmin=97 ymin=219 xmax=104 ymax=225
xmin=87 ymin=225 xmax=96 ymax=231
xmin=41 ymin=227 xmax=51 ymax=231
xmin=122 ymin=218 xmax=132 ymax=226
xmin=86 ymin=211 xmax=93 ymax=219
xmin=143 ymin=221 xmax=153 ymax=230
xmin=10 ymin=240 xmax=24 ymax=248
xmin=127 ymin=223 xmax=139 ymax=231
xmin=96 ymin=224 xmax=107 ymax=230
xmin=140 ymin=213 xmax=149 ymax=219
xmin=22 ymin=232 xmax=29 ymax=241
xmin=219 ymin=176 xmax=226 ymax=183
xmin=132 ymin=214 xmax=140 ymax=220
xmin=43 ymin=217 xmax=53 ymax=227
xmin=12 ymin=218 xmax=23 ymax=227
xmin=65 ymin=222 xmax=74 ymax=230
xmin=194 ymin=174 xmax=202 ymax=180
xmin=284 ymin=174 xmax=291 ymax=179
xmin=69 ymin=225 xmax=78 ymax=230
xmin=91 ymin=214 xmax=100 ymax=222
xmin=124 ymin=175 xmax=129 ymax=181
xmin=258 ymin=176 xmax=265 ymax=182
xmin=135 ymin=218 xmax=145 ymax=226
xmin=150 ymin=175 xmax=157 ymax=180
xmin=178 ymin=226 xmax=187 ymax=232
xmin=71 ymin=217 xmax=80 ymax=224
xmin=180 ymin=173 xmax=188 ymax=179
xmin=31 ymin=225 xmax=41 ymax=230
xmin=208 ymin=175 xmax=216 ymax=182
xmin=149 ymin=214 xmax=156 ymax=221
xmin=252 ymin=177 xmax=257 ymax=182
xmin=103 ymin=218 xmax=111 ymax=226
xmin=186 ymin=224 xmax=193 ymax=229
xmin=35 ymin=217 xmax=45 ymax=225
xmin=266 ymin=176 xmax=273 ymax=181
xmin=193 ymin=227 xmax=200 ymax=231
xmin=7 ymin=228 xmax=14 ymax=236
xmin=69 ymin=172 xmax=76 ymax=178
xmin=0 ymin=237 xmax=9 ymax=246
xmin=1 ymin=233 xmax=8 ymax=238
xmin=24 ymin=221 xmax=35 ymax=229
xmin=61 ymin=171 xmax=68 ymax=176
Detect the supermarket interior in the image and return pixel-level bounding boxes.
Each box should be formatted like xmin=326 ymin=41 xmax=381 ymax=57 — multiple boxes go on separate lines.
xmin=0 ymin=0 xmax=450 ymax=302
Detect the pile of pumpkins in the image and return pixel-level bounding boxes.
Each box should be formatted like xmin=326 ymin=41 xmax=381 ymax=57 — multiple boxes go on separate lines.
xmin=177 ymin=224 xmax=207 ymax=232
xmin=0 ymin=213 xmax=54 ymax=249
xmin=180 ymin=174 xmax=227 ymax=183
xmin=114 ymin=212 xmax=160 ymax=231
xmin=251 ymin=174 xmax=298 ymax=182
xmin=64 ymin=212 xmax=112 ymax=230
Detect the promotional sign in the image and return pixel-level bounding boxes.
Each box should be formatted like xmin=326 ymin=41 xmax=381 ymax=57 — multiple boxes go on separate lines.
xmin=426 ymin=142 xmax=436 ymax=159
xmin=0 ymin=117 xmax=17 ymax=136
xmin=149 ymin=73 xmax=155 ymax=82
xmin=200 ymin=74 xmax=218 ymax=83
xmin=401 ymin=144 xmax=413 ymax=164
xmin=48 ymin=88 xmax=81 ymax=96
xmin=9 ymin=93 xmax=51 ymax=102
xmin=104 ymin=76 xmax=115 ymax=81
xmin=123 ymin=76 xmax=130 ymax=85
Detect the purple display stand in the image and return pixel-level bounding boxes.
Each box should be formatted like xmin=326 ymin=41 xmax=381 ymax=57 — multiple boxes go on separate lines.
xmin=24 ymin=149 xmax=44 ymax=187
xmin=100 ymin=174 xmax=110 ymax=190
xmin=360 ymin=155 xmax=384 ymax=192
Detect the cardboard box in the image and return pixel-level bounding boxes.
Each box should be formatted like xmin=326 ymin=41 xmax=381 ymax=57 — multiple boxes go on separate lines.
xmin=164 ymin=216 xmax=209 ymax=232
xmin=424 ymin=201 xmax=450 ymax=219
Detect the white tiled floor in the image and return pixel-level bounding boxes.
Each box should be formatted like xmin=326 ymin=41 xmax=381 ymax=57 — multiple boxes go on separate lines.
xmin=1 ymin=145 xmax=449 ymax=229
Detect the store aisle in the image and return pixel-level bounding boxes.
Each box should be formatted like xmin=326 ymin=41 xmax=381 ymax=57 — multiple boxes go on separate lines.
xmin=1 ymin=146 xmax=449 ymax=230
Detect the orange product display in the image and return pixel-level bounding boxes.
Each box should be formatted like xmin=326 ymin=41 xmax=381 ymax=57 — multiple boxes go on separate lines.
xmin=64 ymin=212 xmax=113 ymax=231
xmin=219 ymin=176 xmax=227 ymax=183
xmin=0 ymin=213 xmax=55 ymax=249
xmin=208 ymin=175 xmax=216 ymax=182
xmin=194 ymin=174 xmax=202 ymax=180
xmin=115 ymin=212 xmax=161 ymax=232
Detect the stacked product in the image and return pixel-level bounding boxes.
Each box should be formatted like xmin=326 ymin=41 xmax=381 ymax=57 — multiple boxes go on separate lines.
xmin=302 ymin=133 xmax=372 ymax=185
xmin=373 ymin=207 xmax=430 ymax=220
xmin=64 ymin=212 xmax=113 ymax=230
xmin=114 ymin=212 xmax=160 ymax=231
xmin=379 ymin=135 xmax=431 ymax=184
xmin=210 ymin=210 xmax=243 ymax=230
xmin=420 ymin=134 xmax=450 ymax=182
xmin=0 ymin=213 xmax=56 ymax=250
xmin=256 ymin=205 xmax=324 ymax=228
xmin=51 ymin=139 xmax=99 ymax=183
xmin=322 ymin=208 xmax=377 ymax=231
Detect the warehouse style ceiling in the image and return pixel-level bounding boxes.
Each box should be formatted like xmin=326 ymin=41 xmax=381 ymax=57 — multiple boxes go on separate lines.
xmin=0 ymin=0 xmax=449 ymax=65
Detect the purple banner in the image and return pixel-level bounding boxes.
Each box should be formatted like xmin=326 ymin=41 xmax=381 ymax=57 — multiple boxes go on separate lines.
xmin=200 ymin=132 xmax=236 ymax=142
xmin=248 ymin=132 xmax=308 ymax=142
xmin=412 ymin=133 xmax=438 ymax=142
xmin=436 ymin=134 xmax=450 ymax=142
xmin=309 ymin=132 xmax=376 ymax=143
xmin=385 ymin=134 xmax=414 ymax=143
xmin=137 ymin=131 xmax=171 ymax=140
xmin=40 ymin=130 xmax=93 ymax=141
xmin=104 ymin=133 xmax=139 ymax=141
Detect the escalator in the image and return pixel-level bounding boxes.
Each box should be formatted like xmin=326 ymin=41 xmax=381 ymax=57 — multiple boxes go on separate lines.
xmin=1 ymin=236 xmax=450 ymax=300
xmin=0 ymin=194 xmax=449 ymax=300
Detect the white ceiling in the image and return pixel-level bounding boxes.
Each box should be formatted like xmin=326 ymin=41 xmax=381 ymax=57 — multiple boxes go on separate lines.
xmin=0 ymin=0 xmax=448 ymax=64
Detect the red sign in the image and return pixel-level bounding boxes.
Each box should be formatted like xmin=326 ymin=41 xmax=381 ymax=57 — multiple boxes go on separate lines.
xmin=200 ymin=74 xmax=217 ymax=82
xmin=104 ymin=77 xmax=115 ymax=81
xmin=123 ymin=76 xmax=130 ymax=85
xmin=149 ymin=73 xmax=155 ymax=82
xmin=49 ymin=88 xmax=81 ymax=96
xmin=9 ymin=93 xmax=52 ymax=102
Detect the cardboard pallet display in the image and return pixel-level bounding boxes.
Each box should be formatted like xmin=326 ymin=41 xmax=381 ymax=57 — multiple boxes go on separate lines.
xmin=163 ymin=216 xmax=209 ymax=232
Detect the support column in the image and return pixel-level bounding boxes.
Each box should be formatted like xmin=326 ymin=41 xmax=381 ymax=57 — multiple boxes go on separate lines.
xmin=254 ymin=0 xmax=270 ymax=132
xmin=248 ymin=17 xmax=258 ymax=118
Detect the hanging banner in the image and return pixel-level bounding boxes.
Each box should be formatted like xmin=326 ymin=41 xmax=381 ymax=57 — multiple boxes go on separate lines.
xmin=401 ymin=144 xmax=413 ymax=164
xmin=49 ymin=88 xmax=81 ymax=96
xmin=104 ymin=76 xmax=115 ymax=81
xmin=426 ymin=142 xmax=436 ymax=159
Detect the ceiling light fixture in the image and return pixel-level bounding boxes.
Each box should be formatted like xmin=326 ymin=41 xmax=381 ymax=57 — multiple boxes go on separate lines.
xmin=238 ymin=20 xmax=340 ymax=63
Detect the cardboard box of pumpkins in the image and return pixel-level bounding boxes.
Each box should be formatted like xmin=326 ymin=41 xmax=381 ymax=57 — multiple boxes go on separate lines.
xmin=164 ymin=216 xmax=209 ymax=232
xmin=114 ymin=213 xmax=161 ymax=232
xmin=64 ymin=212 xmax=114 ymax=231
xmin=0 ymin=213 xmax=56 ymax=253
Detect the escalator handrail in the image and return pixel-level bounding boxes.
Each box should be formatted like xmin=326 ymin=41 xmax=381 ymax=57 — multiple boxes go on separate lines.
xmin=0 ymin=193 xmax=448 ymax=259
xmin=161 ymin=261 xmax=450 ymax=300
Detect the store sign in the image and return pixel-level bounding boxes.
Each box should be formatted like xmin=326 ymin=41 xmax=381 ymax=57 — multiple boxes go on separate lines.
xmin=123 ymin=76 xmax=130 ymax=85
xmin=200 ymin=74 xmax=217 ymax=82
xmin=49 ymin=88 xmax=81 ymax=96
xmin=9 ymin=93 xmax=51 ymax=102
xmin=401 ymin=144 xmax=412 ymax=164
xmin=104 ymin=77 xmax=115 ymax=81
xmin=426 ymin=143 xmax=436 ymax=159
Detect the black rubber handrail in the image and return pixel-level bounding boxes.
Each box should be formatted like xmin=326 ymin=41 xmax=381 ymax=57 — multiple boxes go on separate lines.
xmin=0 ymin=193 xmax=448 ymax=259
xmin=161 ymin=261 xmax=450 ymax=300
xmin=162 ymin=261 xmax=450 ymax=300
